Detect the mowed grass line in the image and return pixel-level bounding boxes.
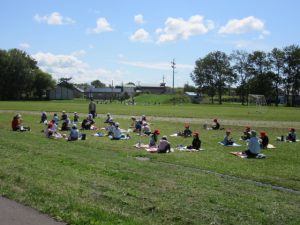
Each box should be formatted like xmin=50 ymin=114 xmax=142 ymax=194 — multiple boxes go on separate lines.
xmin=0 ymin=113 xmax=300 ymax=224
xmin=0 ymin=100 xmax=300 ymax=122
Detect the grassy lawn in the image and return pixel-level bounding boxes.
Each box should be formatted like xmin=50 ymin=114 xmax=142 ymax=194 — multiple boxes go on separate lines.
xmin=0 ymin=109 xmax=300 ymax=225
xmin=0 ymin=100 xmax=300 ymax=122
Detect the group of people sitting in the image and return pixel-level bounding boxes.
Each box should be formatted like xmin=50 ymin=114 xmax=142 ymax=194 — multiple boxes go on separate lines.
xmin=11 ymin=112 xmax=297 ymax=156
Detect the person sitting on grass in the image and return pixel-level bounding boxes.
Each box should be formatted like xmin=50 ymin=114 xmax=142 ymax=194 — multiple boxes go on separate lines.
xmin=106 ymin=119 xmax=115 ymax=136
xmin=243 ymin=130 xmax=261 ymax=157
xmin=222 ymin=129 xmax=234 ymax=146
xmin=44 ymin=123 xmax=54 ymax=138
xmin=212 ymin=118 xmax=220 ymax=130
xmin=111 ymin=122 xmax=128 ymax=140
xmin=241 ymin=126 xmax=251 ymax=140
xmin=157 ymin=136 xmax=171 ymax=153
xmin=60 ymin=111 xmax=70 ymax=131
xmin=40 ymin=112 xmax=47 ymax=124
xmin=46 ymin=121 xmax=63 ymax=139
xmin=142 ymin=122 xmax=151 ymax=135
xmin=134 ymin=120 xmax=143 ymax=133
xmin=149 ymin=129 xmax=160 ymax=147
xmin=104 ymin=113 xmax=112 ymax=123
xmin=52 ymin=113 xmax=59 ymax=125
xmin=73 ymin=112 xmax=79 ymax=124
xmin=286 ymin=128 xmax=296 ymax=142
xmin=259 ymin=131 xmax=269 ymax=149
xmin=187 ymin=132 xmax=201 ymax=150
xmin=81 ymin=114 xmax=96 ymax=130
xmin=11 ymin=114 xmax=30 ymax=132
xmin=68 ymin=124 xmax=80 ymax=141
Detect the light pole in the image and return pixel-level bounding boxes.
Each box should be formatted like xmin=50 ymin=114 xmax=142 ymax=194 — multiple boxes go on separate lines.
xmin=171 ymin=59 xmax=176 ymax=94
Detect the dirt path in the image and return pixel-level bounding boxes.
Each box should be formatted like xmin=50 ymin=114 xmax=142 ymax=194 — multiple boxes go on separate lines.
xmin=1 ymin=109 xmax=299 ymax=129
xmin=0 ymin=196 xmax=66 ymax=225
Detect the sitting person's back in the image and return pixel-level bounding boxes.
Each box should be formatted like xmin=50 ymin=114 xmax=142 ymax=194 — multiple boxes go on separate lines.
xmin=287 ymin=128 xmax=296 ymax=142
xmin=157 ymin=136 xmax=171 ymax=153
xmin=187 ymin=132 xmax=201 ymax=150
xmin=244 ymin=130 xmax=261 ymax=157
xmin=68 ymin=125 xmax=80 ymax=141
xmin=222 ymin=129 xmax=234 ymax=146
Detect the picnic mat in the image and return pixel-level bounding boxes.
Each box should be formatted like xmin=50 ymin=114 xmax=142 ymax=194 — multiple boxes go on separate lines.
xmin=133 ymin=143 xmax=149 ymax=148
xmin=176 ymin=146 xmax=204 ymax=152
xmin=94 ymin=132 xmax=105 ymax=137
xmin=145 ymin=147 xmax=175 ymax=153
xmin=218 ymin=142 xmax=242 ymax=147
xmin=230 ymin=151 xmax=266 ymax=159
xmin=267 ymin=144 xmax=276 ymax=149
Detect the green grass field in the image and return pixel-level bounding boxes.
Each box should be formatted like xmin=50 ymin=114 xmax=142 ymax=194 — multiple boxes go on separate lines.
xmin=0 ymin=101 xmax=300 ymax=225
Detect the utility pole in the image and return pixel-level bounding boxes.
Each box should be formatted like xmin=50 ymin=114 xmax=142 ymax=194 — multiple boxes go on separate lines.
xmin=171 ymin=59 xmax=176 ymax=94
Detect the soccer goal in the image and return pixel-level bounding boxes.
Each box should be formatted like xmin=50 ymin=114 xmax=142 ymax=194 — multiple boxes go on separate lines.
xmin=248 ymin=94 xmax=268 ymax=113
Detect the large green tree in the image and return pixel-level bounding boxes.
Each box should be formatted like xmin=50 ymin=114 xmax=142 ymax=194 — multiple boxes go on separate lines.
xmin=247 ymin=51 xmax=273 ymax=100
xmin=268 ymin=48 xmax=285 ymax=106
xmin=231 ymin=50 xmax=251 ymax=105
xmin=283 ymin=45 xmax=300 ymax=106
xmin=33 ymin=69 xmax=55 ymax=99
xmin=191 ymin=51 xmax=235 ymax=104
xmin=91 ymin=79 xmax=106 ymax=88
xmin=0 ymin=48 xmax=55 ymax=100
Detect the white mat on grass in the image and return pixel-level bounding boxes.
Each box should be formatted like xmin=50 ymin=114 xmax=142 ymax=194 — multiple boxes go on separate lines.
xmin=218 ymin=142 xmax=241 ymax=147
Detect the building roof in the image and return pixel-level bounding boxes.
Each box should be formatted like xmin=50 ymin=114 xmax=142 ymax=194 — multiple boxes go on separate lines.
xmin=87 ymin=88 xmax=122 ymax=93
xmin=185 ymin=92 xmax=198 ymax=97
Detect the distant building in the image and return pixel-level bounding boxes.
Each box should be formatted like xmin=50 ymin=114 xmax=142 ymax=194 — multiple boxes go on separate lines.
xmin=48 ymin=83 xmax=74 ymax=100
xmin=136 ymin=82 xmax=166 ymax=94
xmin=86 ymin=87 xmax=122 ymax=100
xmin=48 ymin=81 xmax=84 ymax=100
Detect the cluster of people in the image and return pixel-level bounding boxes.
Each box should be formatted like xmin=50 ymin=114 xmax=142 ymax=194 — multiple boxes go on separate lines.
xmin=10 ymin=107 xmax=297 ymax=156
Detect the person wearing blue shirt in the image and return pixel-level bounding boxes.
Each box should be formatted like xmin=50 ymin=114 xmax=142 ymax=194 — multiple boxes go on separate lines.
xmin=244 ymin=130 xmax=261 ymax=157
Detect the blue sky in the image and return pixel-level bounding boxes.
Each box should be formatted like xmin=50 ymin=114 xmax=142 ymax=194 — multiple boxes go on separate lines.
xmin=1 ymin=0 xmax=299 ymax=86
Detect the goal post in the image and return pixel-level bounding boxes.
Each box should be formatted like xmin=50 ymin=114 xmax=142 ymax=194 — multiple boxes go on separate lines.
xmin=248 ymin=94 xmax=267 ymax=113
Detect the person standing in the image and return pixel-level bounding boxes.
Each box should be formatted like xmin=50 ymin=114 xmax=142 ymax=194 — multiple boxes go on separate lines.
xmin=89 ymin=98 xmax=97 ymax=118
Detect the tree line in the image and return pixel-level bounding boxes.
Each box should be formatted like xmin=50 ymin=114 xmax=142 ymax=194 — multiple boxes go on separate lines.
xmin=191 ymin=45 xmax=300 ymax=106
xmin=0 ymin=48 xmax=55 ymax=100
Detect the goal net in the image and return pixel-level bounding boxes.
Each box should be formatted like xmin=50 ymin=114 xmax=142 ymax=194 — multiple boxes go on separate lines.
xmin=248 ymin=94 xmax=267 ymax=113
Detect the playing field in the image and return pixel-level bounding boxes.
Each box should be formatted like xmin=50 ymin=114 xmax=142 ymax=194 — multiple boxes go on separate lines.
xmin=0 ymin=101 xmax=299 ymax=225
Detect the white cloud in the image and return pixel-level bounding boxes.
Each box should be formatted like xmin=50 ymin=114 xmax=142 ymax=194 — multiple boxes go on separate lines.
xmin=34 ymin=12 xmax=75 ymax=25
xmin=71 ymin=50 xmax=86 ymax=57
xmin=134 ymin=14 xmax=145 ymax=24
xmin=32 ymin=52 xmax=123 ymax=84
xmin=157 ymin=15 xmax=214 ymax=43
xmin=218 ymin=16 xmax=265 ymax=34
xmin=90 ymin=17 xmax=113 ymax=33
xmin=119 ymin=60 xmax=193 ymax=70
xmin=129 ymin=28 xmax=150 ymax=42
xmin=19 ymin=43 xmax=30 ymax=49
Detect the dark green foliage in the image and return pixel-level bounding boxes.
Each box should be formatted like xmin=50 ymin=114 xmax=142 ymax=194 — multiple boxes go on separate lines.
xmin=192 ymin=45 xmax=300 ymax=106
xmin=0 ymin=48 xmax=55 ymax=100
